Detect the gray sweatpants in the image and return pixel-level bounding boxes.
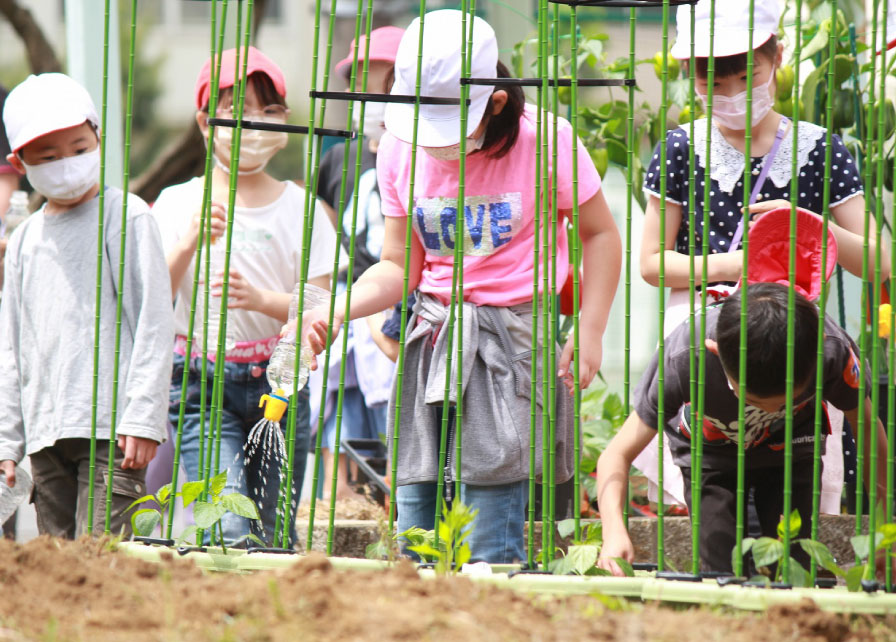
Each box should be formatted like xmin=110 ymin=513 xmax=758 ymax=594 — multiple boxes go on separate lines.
xmin=30 ymin=438 xmax=148 ymax=538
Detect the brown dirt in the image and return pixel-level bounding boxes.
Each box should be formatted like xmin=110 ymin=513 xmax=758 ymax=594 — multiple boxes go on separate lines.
xmin=0 ymin=538 xmax=893 ymax=642
xmin=294 ymin=494 xmax=386 ymax=521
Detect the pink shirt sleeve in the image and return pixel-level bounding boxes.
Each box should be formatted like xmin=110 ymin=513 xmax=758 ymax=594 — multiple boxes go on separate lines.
xmin=554 ymin=114 xmax=601 ymax=210
xmin=376 ymin=133 xmax=407 ymax=218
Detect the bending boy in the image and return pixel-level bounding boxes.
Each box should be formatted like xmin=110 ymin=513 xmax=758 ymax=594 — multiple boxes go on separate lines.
xmin=597 ymin=283 xmax=887 ymax=574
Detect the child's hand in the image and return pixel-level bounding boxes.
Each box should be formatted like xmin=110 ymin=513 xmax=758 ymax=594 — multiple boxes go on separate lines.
xmin=217 ymin=269 xmax=261 ymax=311
xmin=182 ymin=201 xmax=226 ymax=251
xmin=117 ymin=435 xmax=158 ymax=470
xmin=301 ymin=306 xmax=344 ymax=371
xmin=0 ymin=460 xmax=16 ymax=487
xmin=597 ymin=525 xmax=635 ymax=576
xmin=557 ymin=335 xmax=602 ymax=394
xmin=744 ymin=199 xmax=801 ymax=218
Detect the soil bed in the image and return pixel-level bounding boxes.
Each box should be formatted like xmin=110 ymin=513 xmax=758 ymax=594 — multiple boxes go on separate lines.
xmin=1 ymin=537 xmax=894 ymax=641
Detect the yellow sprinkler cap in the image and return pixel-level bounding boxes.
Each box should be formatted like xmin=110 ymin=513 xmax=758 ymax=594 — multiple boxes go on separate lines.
xmin=880 ymin=304 xmax=892 ymax=339
xmin=259 ymin=390 xmax=289 ymax=423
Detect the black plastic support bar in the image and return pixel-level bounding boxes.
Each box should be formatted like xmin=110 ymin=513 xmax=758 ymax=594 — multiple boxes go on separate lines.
xmin=547 ymin=0 xmax=697 ymax=6
xmin=309 ymin=90 xmax=467 ymax=105
xmin=461 ymin=77 xmax=635 ymax=88
xmin=207 ymin=117 xmax=355 ymax=139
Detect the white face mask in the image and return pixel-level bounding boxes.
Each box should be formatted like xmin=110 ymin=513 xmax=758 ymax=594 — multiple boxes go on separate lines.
xmin=23 ymin=147 xmax=100 ymax=202
xmin=353 ymin=101 xmax=387 ymax=143
xmin=214 ymin=127 xmax=287 ymax=174
xmin=423 ymin=134 xmax=485 ymax=161
xmin=699 ymin=69 xmax=776 ymax=131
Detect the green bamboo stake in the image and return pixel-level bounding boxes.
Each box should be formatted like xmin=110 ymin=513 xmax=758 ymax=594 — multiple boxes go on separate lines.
xmin=622 ymin=5 xmax=636 ymax=531
xmin=166 ymin=0 xmax=227 ymax=539
xmin=539 ymin=0 xmax=552 ymax=564
xmin=782 ymin=0 xmax=804 ymax=584
xmin=569 ymin=5 xmax=582 ymax=543
xmin=695 ymin=0 xmax=716 ymax=574
xmin=656 ymin=0 xmax=670 ymax=573
xmin=324 ymin=0 xmax=374 ymax=556
xmin=104 ymin=0 xmax=139 ymax=533
xmin=810 ymin=0 xmax=838 ymax=583
xmin=733 ymin=0 xmax=757 ymax=579
xmin=86 ymin=0 xmax=113 ymax=535
xmin=888 ymin=101 xmax=896 ymax=593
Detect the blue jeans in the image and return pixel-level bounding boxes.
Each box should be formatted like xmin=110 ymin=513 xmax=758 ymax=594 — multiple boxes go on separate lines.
xmin=169 ymin=354 xmax=310 ymax=547
xmin=397 ymin=480 xmax=528 ymax=564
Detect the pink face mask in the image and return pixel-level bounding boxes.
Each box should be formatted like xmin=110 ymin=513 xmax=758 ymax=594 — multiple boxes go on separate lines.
xmin=699 ymin=68 xmax=776 ymax=131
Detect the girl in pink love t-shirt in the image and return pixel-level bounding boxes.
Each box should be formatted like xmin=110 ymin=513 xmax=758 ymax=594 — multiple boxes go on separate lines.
xmin=304 ymin=10 xmax=621 ymax=563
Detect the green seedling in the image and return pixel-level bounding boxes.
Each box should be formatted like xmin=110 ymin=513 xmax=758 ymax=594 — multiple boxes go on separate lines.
xmin=844 ymin=503 xmax=896 ymax=592
xmin=365 ymin=514 xmax=402 ymax=561
xmin=127 ymin=471 xmax=263 ymax=552
xmin=734 ymin=509 xmax=844 ymax=587
xmin=406 ymin=501 xmax=478 ymax=575
xmin=548 ymin=519 xmax=633 ymax=577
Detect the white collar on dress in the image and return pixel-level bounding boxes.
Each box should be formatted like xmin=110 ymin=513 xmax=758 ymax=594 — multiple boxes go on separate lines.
xmin=688 ymin=118 xmax=827 ymax=195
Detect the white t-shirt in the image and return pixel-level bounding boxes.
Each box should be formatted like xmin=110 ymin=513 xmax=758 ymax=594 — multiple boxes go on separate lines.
xmin=152 ymin=177 xmax=341 ymax=342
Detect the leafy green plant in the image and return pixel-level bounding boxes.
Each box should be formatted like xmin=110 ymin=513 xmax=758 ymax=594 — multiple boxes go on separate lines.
xmin=844 ymin=504 xmax=896 ymax=592
xmin=365 ymin=514 xmax=402 ymax=561
xmin=734 ymin=509 xmax=844 ymax=587
xmin=548 ymin=518 xmax=633 ymax=576
xmin=405 ymin=501 xmax=478 ymax=575
xmin=579 ymin=380 xmax=627 ymax=513
xmin=127 ymin=471 xmax=263 ymax=551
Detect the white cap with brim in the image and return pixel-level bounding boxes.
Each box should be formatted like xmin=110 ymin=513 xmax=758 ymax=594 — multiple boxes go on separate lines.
xmin=384 ymin=10 xmax=497 ymax=148
xmin=669 ymin=0 xmax=781 ymax=60
xmin=2 ymin=73 xmax=99 ymax=153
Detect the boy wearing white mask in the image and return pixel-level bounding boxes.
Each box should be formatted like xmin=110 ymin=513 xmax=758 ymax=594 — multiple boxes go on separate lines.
xmin=634 ymin=0 xmax=885 ymax=514
xmin=152 ymin=47 xmax=342 ymax=546
xmin=0 ymin=73 xmax=173 ymax=537
xmin=313 ymin=26 xmax=404 ymax=500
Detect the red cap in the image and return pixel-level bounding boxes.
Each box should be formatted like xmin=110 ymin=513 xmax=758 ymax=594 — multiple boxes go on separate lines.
xmin=194 ymin=46 xmax=286 ymax=110
xmin=335 ymin=26 xmax=405 ymax=80
xmin=746 ymin=207 xmax=838 ymax=302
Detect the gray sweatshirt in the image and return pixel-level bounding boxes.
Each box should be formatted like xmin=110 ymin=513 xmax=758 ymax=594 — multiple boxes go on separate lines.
xmin=0 ymin=187 xmax=173 ymax=463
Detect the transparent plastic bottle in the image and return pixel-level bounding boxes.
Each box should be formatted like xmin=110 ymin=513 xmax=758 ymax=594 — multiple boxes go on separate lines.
xmin=0 ymin=464 xmax=32 ymax=526
xmin=266 ymin=283 xmax=330 ymax=397
xmin=3 ymin=190 xmax=29 ymax=238
xmin=195 ymin=239 xmax=236 ymax=353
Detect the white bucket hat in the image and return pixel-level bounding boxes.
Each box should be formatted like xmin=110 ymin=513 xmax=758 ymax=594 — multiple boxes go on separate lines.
xmin=3 ymin=73 xmax=99 ymax=153
xmin=670 ymin=0 xmax=781 ymax=60
xmin=384 ymin=9 xmax=497 ymax=148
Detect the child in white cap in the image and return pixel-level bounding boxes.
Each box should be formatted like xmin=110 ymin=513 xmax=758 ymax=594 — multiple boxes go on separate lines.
xmin=151 ymin=47 xmax=342 ymax=547
xmin=303 ymin=9 xmax=621 ymax=563
xmin=0 ymin=73 xmax=173 ymax=537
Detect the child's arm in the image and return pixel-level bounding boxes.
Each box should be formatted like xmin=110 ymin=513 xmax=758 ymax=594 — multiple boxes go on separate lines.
xmin=747 ymin=195 xmax=891 ymax=280
xmin=164 ymin=202 xmax=226 ymax=298
xmin=304 ymin=215 xmax=424 ymax=362
xmin=115 ymin=204 xmax=175 ymax=466
xmin=0 ymin=233 xmax=25 ymax=485
xmin=557 ymin=189 xmax=621 ymax=392
xmin=596 ymin=411 xmax=657 ymax=576
xmin=640 ymin=195 xmax=743 ymax=288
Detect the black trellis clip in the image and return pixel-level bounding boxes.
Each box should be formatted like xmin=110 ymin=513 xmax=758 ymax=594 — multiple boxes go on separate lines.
xmin=207 ymin=117 xmax=355 ymax=140
xmin=309 ymin=90 xmax=468 ymax=106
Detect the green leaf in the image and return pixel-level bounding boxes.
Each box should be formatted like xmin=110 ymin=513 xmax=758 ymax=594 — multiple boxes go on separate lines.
xmin=408 ymin=543 xmax=440 ymax=562
xmin=877 ymin=523 xmax=896 ymax=549
xmin=787 ymin=557 xmax=812 ymax=588
xmin=777 ymin=509 xmax=802 ymax=540
xmin=221 ymin=493 xmax=260 ymax=520
xmin=582 ymin=521 xmax=603 ymax=546
xmin=193 ymin=501 xmax=227 ymax=530
xmin=613 ymin=557 xmax=634 ymax=577
xmin=751 ymin=537 xmax=785 ymax=569
xmin=455 ymin=543 xmax=472 ymax=569
xmin=801 ymin=18 xmax=832 ymax=61
xmin=846 ymin=564 xmax=866 ymax=592
xmin=399 ymin=527 xmax=432 ymax=548
xmin=245 ymin=533 xmax=266 ymax=547
xmin=798 ymin=539 xmax=845 ymax=577
xmin=180 ymin=481 xmax=205 ymax=508
xmin=733 ymin=537 xmax=755 ymax=572
xmin=605 ymin=139 xmax=627 ymax=166
xmin=586 ymin=566 xmax=612 ymax=577
xmin=131 ymin=508 xmax=161 ymax=537
xmin=557 ymin=518 xmax=577 ymax=540
xmin=176 ymin=525 xmax=199 ymax=546
xmin=210 ymin=471 xmax=228 ymax=497
xmin=851 ymin=534 xmax=872 ymax=561
xmin=125 ymin=494 xmax=158 ymax=514
xmin=565 ymin=545 xmax=599 ymax=575
xmin=156 ymin=483 xmax=172 ymax=506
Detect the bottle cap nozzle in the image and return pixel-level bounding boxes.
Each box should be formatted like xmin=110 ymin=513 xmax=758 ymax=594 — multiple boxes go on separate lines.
xmin=259 ymin=390 xmax=289 ymax=423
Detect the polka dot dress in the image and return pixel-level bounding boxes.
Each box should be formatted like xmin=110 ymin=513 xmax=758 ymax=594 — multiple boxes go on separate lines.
xmin=644 ymin=124 xmax=863 ymax=257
